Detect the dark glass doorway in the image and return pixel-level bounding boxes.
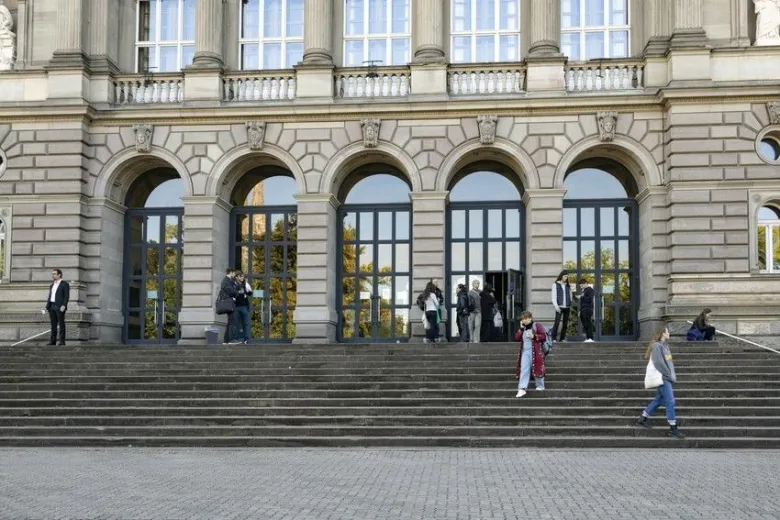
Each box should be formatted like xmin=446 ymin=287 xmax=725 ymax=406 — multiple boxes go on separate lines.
xmin=231 ymin=206 xmax=298 ymax=342
xmin=562 ymin=200 xmax=638 ymax=340
xmin=338 ymin=205 xmax=412 ymax=342
xmin=123 ymin=208 xmax=184 ymax=344
xmin=484 ymin=268 xmax=524 ymax=342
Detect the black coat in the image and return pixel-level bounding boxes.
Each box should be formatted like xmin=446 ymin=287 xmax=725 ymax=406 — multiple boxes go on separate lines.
xmin=46 ymin=281 xmax=70 ymax=310
xmin=456 ymin=290 xmax=470 ymax=315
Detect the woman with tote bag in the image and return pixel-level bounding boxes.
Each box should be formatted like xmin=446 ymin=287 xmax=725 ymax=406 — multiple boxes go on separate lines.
xmin=637 ymin=327 xmax=685 ymax=439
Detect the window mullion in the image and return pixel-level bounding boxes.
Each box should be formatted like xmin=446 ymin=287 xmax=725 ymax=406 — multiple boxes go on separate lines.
xmin=282 ymin=0 xmax=288 ymax=70
xmin=259 ymin=0 xmax=266 ymax=68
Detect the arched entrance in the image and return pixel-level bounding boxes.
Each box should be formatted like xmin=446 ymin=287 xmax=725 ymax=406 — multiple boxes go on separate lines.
xmin=446 ymin=168 xmax=525 ymax=342
xmin=123 ymin=174 xmax=184 ymax=344
xmin=337 ymin=171 xmax=412 ymax=342
xmin=563 ymin=160 xmax=638 ymax=340
xmin=229 ymin=171 xmax=298 ymax=342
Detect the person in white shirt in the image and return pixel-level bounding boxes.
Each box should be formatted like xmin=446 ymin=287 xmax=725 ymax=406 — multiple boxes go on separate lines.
xmin=550 ymin=270 xmax=573 ymax=342
xmin=422 ymin=281 xmax=440 ymax=344
xmin=45 ymin=268 xmax=70 ymax=345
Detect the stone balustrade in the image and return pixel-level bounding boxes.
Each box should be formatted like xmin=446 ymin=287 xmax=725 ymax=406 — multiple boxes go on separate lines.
xmin=222 ymin=71 xmax=297 ymax=102
xmin=564 ymin=60 xmax=645 ymax=92
xmin=335 ymin=68 xmax=411 ymax=99
xmin=113 ymin=75 xmax=185 ymax=105
xmin=448 ymin=65 xmax=526 ymax=96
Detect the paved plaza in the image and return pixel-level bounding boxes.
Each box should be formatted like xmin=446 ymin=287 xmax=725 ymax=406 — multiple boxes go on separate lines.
xmin=0 ymin=449 xmax=778 ymax=520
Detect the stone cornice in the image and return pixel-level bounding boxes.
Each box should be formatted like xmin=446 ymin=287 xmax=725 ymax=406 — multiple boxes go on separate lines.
xmin=408 ymin=191 xmax=449 ymax=201
xmin=522 ymin=188 xmax=567 ymax=204
xmin=0 ymin=194 xmax=92 ymax=205
xmin=635 ymin=186 xmax=668 ymax=205
xmin=180 ymin=196 xmax=233 ymax=213
xmin=294 ymin=193 xmax=340 ymax=209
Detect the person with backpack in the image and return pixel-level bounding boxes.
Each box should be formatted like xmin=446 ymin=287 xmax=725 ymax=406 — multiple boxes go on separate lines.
xmin=480 ymin=283 xmax=497 ymax=343
xmin=418 ymin=281 xmax=441 ymax=343
xmin=455 ymin=284 xmax=470 ymax=342
xmin=578 ymin=277 xmax=595 ymax=343
xmin=468 ymin=280 xmax=481 ymax=343
xmin=637 ymin=327 xmax=685 ymax=439
xmin=514 ymin=311 xmax=547 ymax=396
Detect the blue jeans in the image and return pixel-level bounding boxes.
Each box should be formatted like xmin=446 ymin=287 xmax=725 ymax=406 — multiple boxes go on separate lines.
xmin=518 ymin=344 xmax=544 ymax=390
xmin=643 ymin=380 xmax=676 ymax=424
xmin=233 ymin=306 xmax=251 ymax=342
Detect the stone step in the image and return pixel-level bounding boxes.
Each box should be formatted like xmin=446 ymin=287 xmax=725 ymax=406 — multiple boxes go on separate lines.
xmin=3 ymin=406 xmax=778 ymax=417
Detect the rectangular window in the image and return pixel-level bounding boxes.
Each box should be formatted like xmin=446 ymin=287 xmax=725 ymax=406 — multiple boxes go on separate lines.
xmin=343 ymin=0 xmax=411 ymax=66
xmin=135 ymin=0 xmax=196 ymax=73
xmin=451 ymin=0 xmax=520 ymax=64
xmin=240 ymin=0 xmax=304 ymax=70
xmin=560 ymin=0 xmax=630 ymax=61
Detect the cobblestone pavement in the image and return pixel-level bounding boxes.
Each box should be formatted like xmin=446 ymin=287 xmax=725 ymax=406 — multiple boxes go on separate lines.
xmin=0 ymin=449 xmax=778 ymax=520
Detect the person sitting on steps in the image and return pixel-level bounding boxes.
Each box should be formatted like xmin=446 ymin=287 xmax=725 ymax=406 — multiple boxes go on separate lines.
xmin=688 ymin=308 xmax=716 ymax=341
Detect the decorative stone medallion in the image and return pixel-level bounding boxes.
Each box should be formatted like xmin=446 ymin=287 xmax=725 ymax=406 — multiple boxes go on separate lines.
xmin=246 ymin=121 xmax=267 ymax=150
xmin=132 ymin=124 xmax=154 ymax=153
xmin=361 ymin=119 xmax=381 ymax=148
xmin=597 ymin=111 xmax=618 ymax=142
xmin=477 ymin=115 xmax=498 ymax=145
xmin=767 ymin=101 xmax=780 ymax=125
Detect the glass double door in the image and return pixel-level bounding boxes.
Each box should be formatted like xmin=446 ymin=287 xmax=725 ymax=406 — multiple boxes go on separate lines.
xmin=231 ymin=207 xmax=297 ymax=342
xmin=562 ymin=200 xmax=638 ymax=340
xmin=338 ymin=205 xmax=412 ymax=342
xmin=123 ymin=209 xmax=184 ymax=344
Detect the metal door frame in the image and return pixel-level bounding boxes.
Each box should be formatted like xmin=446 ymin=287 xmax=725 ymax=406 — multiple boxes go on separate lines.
xmin=337 ymin=203 xmax=413 ymax=343
xmin=562 ymin=198 xmax=639 ymax=340
xmin=122 ymin=207 xmax=184 ymax=344
xmin=229 ymin=205 xmax=297 ymax=343
xmin=445 ymin=201 xmax=526 ymax=341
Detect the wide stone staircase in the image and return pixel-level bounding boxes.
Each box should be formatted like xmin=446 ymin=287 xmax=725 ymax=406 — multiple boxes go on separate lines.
xmin=0 ymin=341 xmax=778 ymax=448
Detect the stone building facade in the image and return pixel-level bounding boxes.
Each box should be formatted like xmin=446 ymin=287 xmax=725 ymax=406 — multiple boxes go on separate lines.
xmin=0 ymin=0 xmax=779 ymax=345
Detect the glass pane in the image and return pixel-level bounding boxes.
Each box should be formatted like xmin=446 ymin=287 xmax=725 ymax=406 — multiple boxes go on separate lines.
xmin=287 ymin=0 xmax=304 ymax=36
xmin=758 ymin=226 xmax=767 ymax=270
xmin=563 ymin=241 xmax=577 ymax=271
xmin=263 ymin=43 xmax=282 ymax=70
xmin=368 ymin=39 xmax=386 ymax=63
xmin=392 ymin=0 xmax=410 ymax=32
xmin=346 ymin=0 xmax=363 ymax=34
xmin=163 ymin=247 xmax=179 ymax=275
xmin=580 ymin=208 xmax=595 ymax=237
xmin=476 ymin=0 xmax=495 ymax=30
xmin=127 ymin=309 xmax=142 ymax=340
xmin=450 ymin=275 xmax=463 ymax=304
xmin=269 ymin=307 xmax=284 ymax=339
xmin=182 ymin=0 xmax=196 ymax=40
xmin=561 ymin=32 xmax=581 ymax=60
xmin=242 ymin=0 xmax=260 ymax=39
xmin=145 ymin=215 xmax=161 ymax=243
xmin=500 ymin=0 xmax=518 ymax=30
xmin=146 ymin=248 xmax=159 ymax=275
xmin=158 ymin=46 xmax=177 ymax=72
xmin=285 ymin=309 xmax=296 ymax=339
xmin=181 ymin=45 xmax=195 ymax=67
xmin=499 ymin=35 xmax=518 ymax=62
xmin=395 ymin=212 xmax=410 ymax=240
xmin=563 ymin=208 xmax=577 ymax=237
xmin=378 ymin=244 xmax=393 ymax=272
xmin=343 ymin=212 xmax=357 ymax=240
xmin=342 ymin=277 xmax=356 ymax=305
xmin=377 ymin=300 xmax=393 ymax=338
xmin=601 ymin=305 xmax=615 ymax=337
xmin=358 ymin=308 xmax=372 ymax=338
xmin=475 ymin=36 xmax=494 ymax=63
xmin=600 ymin=207 xmax=614 ymax=237
xmin=378 ymin=212 xmax=392 ymax=240
xmin=561 ymin=0 xmax=580 ymax=27
xmin=505 ymin=241 xmax=521 ymax=270
xmin=610 ymin=30 xmax=628 ymax=58
xmin=391 ymin=38 xmax=410 ymax=66
xmin=342 ymin=309 xmax=356 ymax=339
xmin=619 ymin=306 xmax=633 ymax=336
xmin=144 ymin=309 xmax=159 ymax=340
xmin=618 ymin=273 xmax=631 ymax=304
xmin=162 ymin=310 xmax=178 ymax=340
xmin=345 ymin=40 xmax=363 ymax=66
xmin=488 ymin=242 xmax=502 ymax=271
xmin=160 ymin=0 xmax=179 ymax=41
xmin=469 ymin=210 xmax=483 ymax=238
xmin=369 ymin=0 xmax=387 ymax=33
xmin=263 ymin=0 xmax=282 ymax=37
xmin=773 ymin=227 xmax=780 ymax=271
xmin=360 ymin=212 xmax=374 ymax=241
xmin=612 ymin=0 xmax=628 ymax=25
xmin=270 ymin=246 xmax=284 ymax=273
xmin=487 ymin=210 xmax=502 ymax=238
xmin=601 ymin=240 xmax=615 ymax=269
xmin=601 ymin=273 xmax=615 ymax=305
xmin=137 ymin=0 xmax=154 ymax=41
xmin=585 ymin=0 xmax=604 ymax=25
xmin=469 ymin=242 xmax=483 ymax=271
xmin=252 ymin=246 xmax=266 ymax=274
xmin=451 ymin=243 xmax=466 ymax=271
xmin=618 ymin=206 xmax=630 ymax=236
xmin=452 ymin=36 xmax=471 ymax=63
xmin=286 ymin=42 xmax=304 ymax=68
xmin=618 ymin=240 xmax=629 ymax=269
xmin=580 ymin=240 xmax=595 ymax=270
xmin=585 ymin=31 xmax=605 ymax=60
xmin=395 ymin=276 xmax=409 ymax=305
xmin=452 ymin=210 xmax=466 ymax=239
xmin=359 ymin=244 xmax=374 ymax=273
xmin=505 ymin=209 xmax=520 ymax=238
xmin=394 ymin=309 xmax=410 ymax=336
xmin=452 ymin=0 xmax=471 ymax=31
xmin=395 ymin=244 xmax=410 ymax=272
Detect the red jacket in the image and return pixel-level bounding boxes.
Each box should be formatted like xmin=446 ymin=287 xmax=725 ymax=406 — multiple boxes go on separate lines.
xmin=515 ymin=322 xmax=547 ymax=378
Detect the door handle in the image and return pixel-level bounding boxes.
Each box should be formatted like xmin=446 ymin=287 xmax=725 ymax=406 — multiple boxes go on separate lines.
xmin=153 ymin=300 xmax=158 ymax=325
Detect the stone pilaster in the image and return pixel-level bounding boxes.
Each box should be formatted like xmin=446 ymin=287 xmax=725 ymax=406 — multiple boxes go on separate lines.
xmin=14 ymin=0 xmax=28 ymax=69
xmin=48 ymin=0 xmax=88 ymax=68
xmin=177 ymin=196 xmax=232 ymax=344
xmin=86 ymin=0 xmax=119 ymax=73
xmin=636 ymin=187 xmax=669 ymax=339
xmin=302 ymin=0 xmax=333 ymax=65
xmin=412 ymin=0 xmax=445 ymax=64
xmin=667 ymin=0 xmax=710 ymax=83
xmin=293 ymin=194 xmax=338 ymax=343
xmin=643 ymin=0 xmax=672 ymax=56
xmin=527 ymin=0 xmax=561 ymax=56
xmin=87 ymin=198 xmax=125 ymax=343
xmin=409 ymin=192 xmax=447 ymax=341
xmin=670 ymin=0 xmax=708 ymax=49
xmin=192 ymin=0 xmax=224 ymax=68
xmin=522 ymin=189 xmax=565 ymax=323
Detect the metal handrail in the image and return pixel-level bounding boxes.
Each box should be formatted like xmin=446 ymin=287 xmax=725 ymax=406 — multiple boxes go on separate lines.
xmin=11 ymin=329 xmax=51 ymax=347
xmin=686 ymin=320 xmax=780 ymax=356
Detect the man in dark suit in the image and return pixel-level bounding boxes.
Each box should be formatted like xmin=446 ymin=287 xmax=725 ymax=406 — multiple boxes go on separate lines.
xmin=46 ymin=268 xmax=70 ymax=345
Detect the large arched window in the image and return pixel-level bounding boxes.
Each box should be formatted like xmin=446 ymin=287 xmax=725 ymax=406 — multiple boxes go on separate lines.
xmin=135 ymin=0 xmax=196 ymax=72
xmin=757 ymin=204 xmax=780 ymax=273
xmin=241 ymin=0 xmax=304 ymax=69
xmin=343 ymin=0 xmax=411 ymax=66
xmin=561 ymin=0 xmax=630 ymax=61
xmin=451 ymin=0 xmax=520 ymax=63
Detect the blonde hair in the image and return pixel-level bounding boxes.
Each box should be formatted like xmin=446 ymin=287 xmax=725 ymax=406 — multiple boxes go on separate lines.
xmin=644 ymin=329 xmax=667 ymax=360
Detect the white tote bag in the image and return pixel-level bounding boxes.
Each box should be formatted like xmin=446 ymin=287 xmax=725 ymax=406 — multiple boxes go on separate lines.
xmin=493 ymin=311 xmax=503 ymax=329
xmin=644 ymin=360 xmax=663 ymax=389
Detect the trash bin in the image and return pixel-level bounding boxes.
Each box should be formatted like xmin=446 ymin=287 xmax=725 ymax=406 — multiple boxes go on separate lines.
xmin=205 ymin=326 xmax=220 ymax=345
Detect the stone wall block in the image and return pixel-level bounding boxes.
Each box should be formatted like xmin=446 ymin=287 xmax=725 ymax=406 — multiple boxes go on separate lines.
xmin=669 ymin=231 xmax=724 ymax=245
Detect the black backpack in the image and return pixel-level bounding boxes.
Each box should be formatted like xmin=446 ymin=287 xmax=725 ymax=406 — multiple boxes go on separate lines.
xmin=416 ymin=293 xmax=426 ymax=311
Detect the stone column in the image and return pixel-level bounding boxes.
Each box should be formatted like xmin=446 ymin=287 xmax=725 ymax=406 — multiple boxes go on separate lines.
xmin=49 ymin=0 xmax=87 ymax=67
xmin=670 ymin=0 xmax=708 ymax=48
xmin=302 ymin=0 xmax=333 ymax=65
xmin=192 ymin=0 xmax=224 ymax=68
xmin=178 ymin=197 xmax=232 ymax=344
xmin=412 ymin=0 xmax=445 ymax=64
xmin=409 ymin=192 xmax=448 ymax=341
xmin=86 ymin=0 xmax=120 ymax=73
xmin=667 ymin=0 xmax=710 ymax=82
xmin=522 ymin=189 xmax=566 ymax=323
xmin=293 ymin=194 xmax=339 ymax=343
xmin=527 ymin=0 xmax=561 ymax=56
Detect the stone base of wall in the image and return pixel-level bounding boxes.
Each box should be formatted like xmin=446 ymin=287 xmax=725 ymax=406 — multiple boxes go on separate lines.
xmin=666 ymin=304 xmax=780 ymax=344
xmin=0 ymin=311 xmax=92 ymax=345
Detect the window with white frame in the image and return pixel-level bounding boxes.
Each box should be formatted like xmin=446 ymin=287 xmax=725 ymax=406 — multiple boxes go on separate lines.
xmin=343 ymin=0 xmax=411 ymax=67
xmin=241 ymin=0 xmax=304 ymax=69
xmin=136 ymin=0 xmax=196 ymax=73
xmin=758 ymin=205 xmax=780 ymax=273
xmin=561 ymin=0 xmax=629 ymax=61
xmin=450 ymin=0 xmax=520 ymax=63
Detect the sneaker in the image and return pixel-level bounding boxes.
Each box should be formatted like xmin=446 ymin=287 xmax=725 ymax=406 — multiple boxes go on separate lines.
xmin=515 ymin=390 xmax=527 ymax=398
xmin=243 ymin=340 xmax=249 ymax=345
xmin=584 ymin=339 xmax=594 ymax=343
xmin=636 ymin=416 xmax=650 ymax=428
xmin=668 ymin=425 xmax=686 ymax=439
xmin=535 ymin=387 xmax=545 ymax=391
